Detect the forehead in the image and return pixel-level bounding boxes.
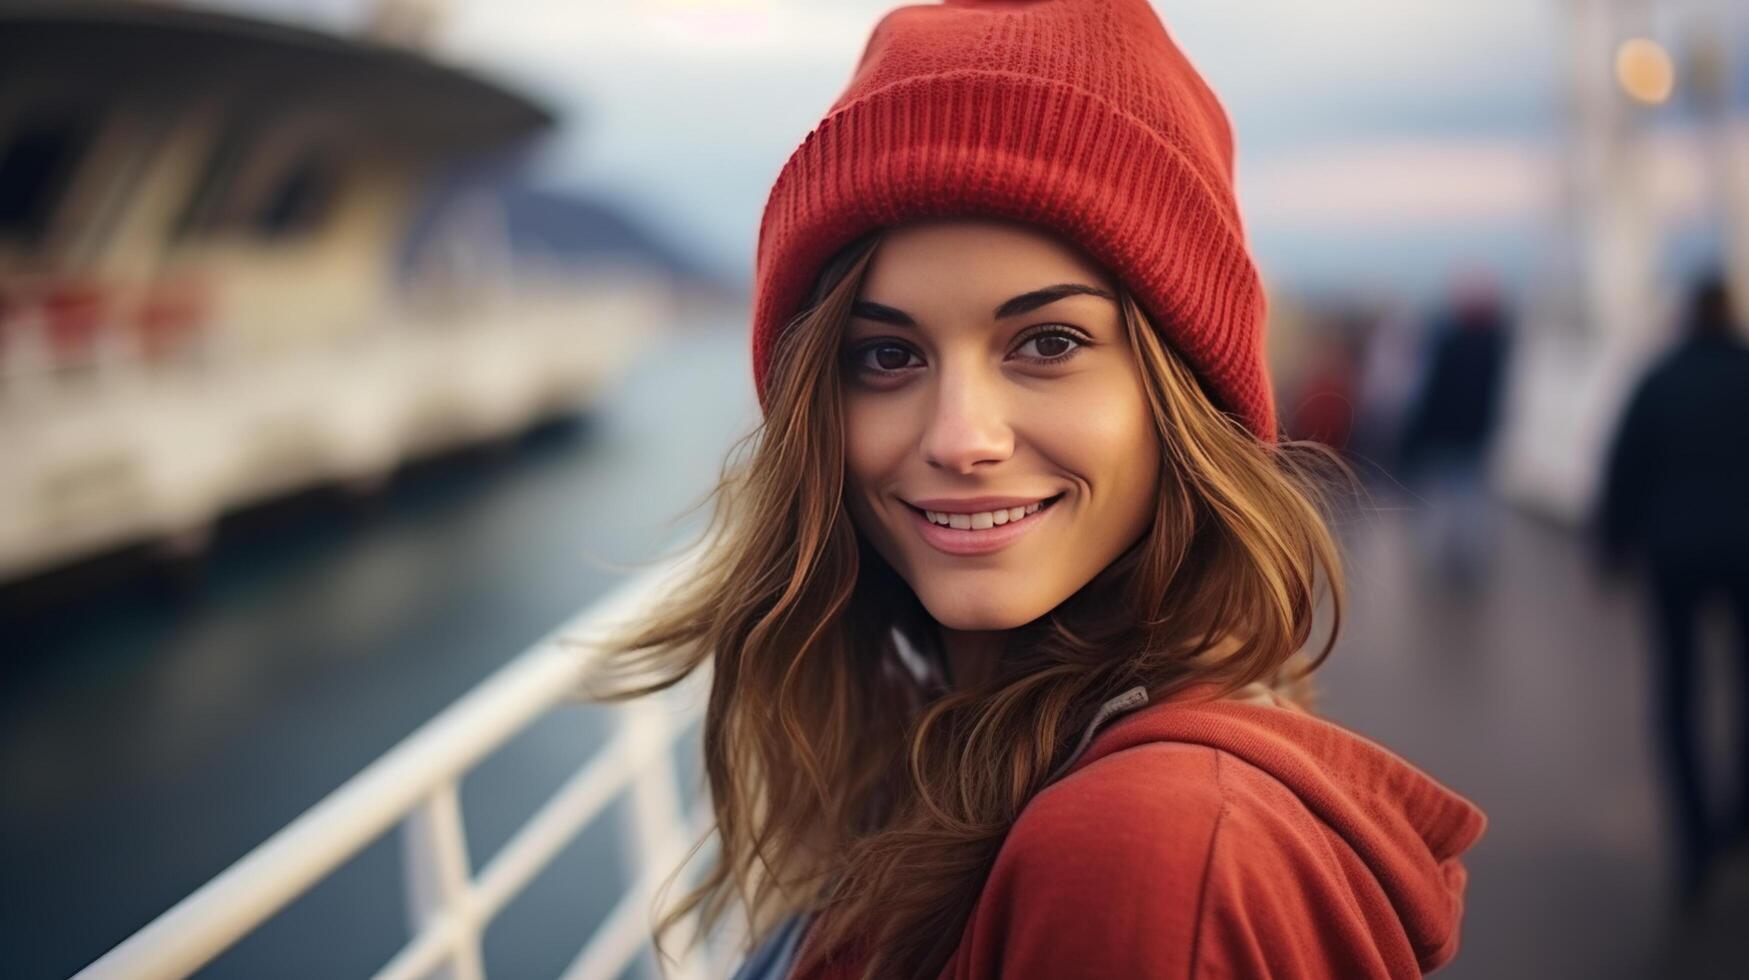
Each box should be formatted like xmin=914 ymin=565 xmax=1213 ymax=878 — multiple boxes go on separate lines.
xmin=857 ymin=218 xmax=1115 ymax=313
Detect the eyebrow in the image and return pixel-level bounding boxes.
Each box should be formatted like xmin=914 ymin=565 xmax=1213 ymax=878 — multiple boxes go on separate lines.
xmin=849 ymin=282 xmax=1116 ymax=327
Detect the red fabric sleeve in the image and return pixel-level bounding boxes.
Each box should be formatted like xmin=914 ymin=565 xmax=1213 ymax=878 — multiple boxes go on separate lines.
xmin=948 ymin=742 xmax=1223 ymax=978
xmin=946 ymin=742 xmax=1427 ymax=979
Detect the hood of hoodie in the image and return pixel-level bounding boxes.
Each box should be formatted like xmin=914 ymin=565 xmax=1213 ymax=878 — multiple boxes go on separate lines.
xmin=1058 ymin=681 xmax=1488 ymax=972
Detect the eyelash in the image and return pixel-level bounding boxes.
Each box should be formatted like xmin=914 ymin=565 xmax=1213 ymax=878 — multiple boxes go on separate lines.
xmin=846 ymin=325 xmax=1091 ymax=377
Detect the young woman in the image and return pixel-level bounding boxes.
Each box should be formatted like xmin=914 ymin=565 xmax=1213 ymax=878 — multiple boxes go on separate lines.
xmin=593 ymin=1 xmax=1487 ymax=977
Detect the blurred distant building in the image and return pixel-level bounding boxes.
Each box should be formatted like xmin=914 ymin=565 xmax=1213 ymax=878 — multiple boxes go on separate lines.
xmin=0 ymin=1 xmax=687 ymax=583
xmin=0 ymin=0 xmax=553 ymax=350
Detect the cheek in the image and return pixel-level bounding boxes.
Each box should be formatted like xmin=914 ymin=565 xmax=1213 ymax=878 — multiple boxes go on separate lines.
xmin=1027 ymin=372 xmax=1160 ymax=511
xmin=843 ymin=391 xmax=915 ymax=502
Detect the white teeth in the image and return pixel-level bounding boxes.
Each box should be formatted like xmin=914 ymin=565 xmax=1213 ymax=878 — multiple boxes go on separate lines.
xmin=920 ymin=498 xmax=1055 ymax=530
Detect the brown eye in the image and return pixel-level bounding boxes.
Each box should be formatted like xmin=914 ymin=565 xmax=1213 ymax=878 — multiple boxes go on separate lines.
xmin=873 ymin=345 xmax=912 ymax=370
xmin=1013 ymin=328 xmax=1088 ymax=363
xmin=1033 ymin=334 xmax=1072 ymax=358
xmin=848 ymin=341 xmax=922 ymax=375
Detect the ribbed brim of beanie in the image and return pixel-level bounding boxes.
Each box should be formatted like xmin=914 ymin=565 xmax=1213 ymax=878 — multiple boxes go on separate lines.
xmin=750 ymin=0 xmax=1277 ymax=441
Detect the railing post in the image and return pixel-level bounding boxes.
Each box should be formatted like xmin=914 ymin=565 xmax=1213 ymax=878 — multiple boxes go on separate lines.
xmin=402 ymin=782 xmax=485 ymax=980
xmin=620 ymin=696 xmax=707 ymax=980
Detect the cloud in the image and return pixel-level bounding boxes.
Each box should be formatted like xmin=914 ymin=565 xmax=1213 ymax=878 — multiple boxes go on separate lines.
xmin=1238 ymin=119 xmax=1749 ymax=234
xmin=440 ymin=0 xmax=891 ymax=69
xmin=1240 ymin=137 xmax=1558 ymax=230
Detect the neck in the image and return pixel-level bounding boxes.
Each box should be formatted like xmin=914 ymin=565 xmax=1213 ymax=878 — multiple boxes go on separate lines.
xmin=937 ymin=626 xmax=1005 ymax=690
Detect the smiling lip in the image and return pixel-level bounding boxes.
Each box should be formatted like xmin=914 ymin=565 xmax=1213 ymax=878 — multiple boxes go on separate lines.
xmin=905 ymin=495 xmax=1061 ymax=556
xmin=907 ymin=495 xmax=1051 ymax=512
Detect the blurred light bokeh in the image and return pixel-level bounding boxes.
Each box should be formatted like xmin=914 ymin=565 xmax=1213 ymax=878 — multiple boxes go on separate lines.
xmin=3 ymin=1 xmax=1748 ymax=978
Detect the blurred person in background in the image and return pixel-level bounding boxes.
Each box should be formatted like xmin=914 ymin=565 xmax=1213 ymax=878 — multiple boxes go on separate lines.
xmin=1349 ymin=306 xmax=1422 ymax=478
xmin=1286 ymin=325 xmax=1364 ymax=451
xmin=1598 ymin=270 xmax=1749 ymax=911
xmin=1395 ymin=273 xmax=1514 ymax=587
xmin=582 ymin=2 xmax=1485 ymax=978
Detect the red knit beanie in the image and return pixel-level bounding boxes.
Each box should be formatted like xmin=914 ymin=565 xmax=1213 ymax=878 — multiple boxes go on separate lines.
xmin=750 ymin=0 xmax=1276 ymax=440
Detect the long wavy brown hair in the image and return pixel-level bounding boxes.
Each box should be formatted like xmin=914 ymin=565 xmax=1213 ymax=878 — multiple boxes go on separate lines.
xmin=585 ymin=227 xmax=1350 ymax=979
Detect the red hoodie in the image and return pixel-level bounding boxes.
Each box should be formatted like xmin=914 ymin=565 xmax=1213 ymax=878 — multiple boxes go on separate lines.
xmin=796 ymin=682 xmax=1487 ymax=978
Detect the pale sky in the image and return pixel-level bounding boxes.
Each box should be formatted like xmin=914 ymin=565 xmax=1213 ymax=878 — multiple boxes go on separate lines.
xmin=214 ymin=0 xmax=1746 ymax=295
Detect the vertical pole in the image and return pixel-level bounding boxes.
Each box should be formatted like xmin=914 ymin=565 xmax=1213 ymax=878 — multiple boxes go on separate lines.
xmin=1688 ymin=0 xmax=1749 ymax=305
xmin=619 ymin=698 xmax=708 ymax=980
xmin=402 ymin=782 xmax=485 ymax=980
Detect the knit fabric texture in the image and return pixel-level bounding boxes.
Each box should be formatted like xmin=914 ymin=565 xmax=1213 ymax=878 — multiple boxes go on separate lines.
xmin=750 ymin=0 xmax=1276 ymax=440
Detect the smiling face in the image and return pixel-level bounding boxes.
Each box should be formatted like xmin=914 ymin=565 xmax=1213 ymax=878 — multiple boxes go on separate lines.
xmin=841 ymin=218 xmax=1163 ymax=631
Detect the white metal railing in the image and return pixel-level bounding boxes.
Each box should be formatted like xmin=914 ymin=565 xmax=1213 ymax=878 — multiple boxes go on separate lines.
xmin=75 ymin=545 xmax=734 ymax=980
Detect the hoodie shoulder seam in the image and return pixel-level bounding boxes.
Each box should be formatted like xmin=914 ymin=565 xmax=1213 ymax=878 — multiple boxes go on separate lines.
xmin=1185 ymin=749 xmax=1228 ymax=980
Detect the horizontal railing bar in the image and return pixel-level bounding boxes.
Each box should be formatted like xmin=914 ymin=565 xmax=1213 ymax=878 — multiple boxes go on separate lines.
xmin=373 ymin=909 xmax=467 ymax=980
xmin=75 ymin=647 xmax=584 ymax=980
xmin=559 ymin=802 xmax=713 ymax=980
xmin=377 ymin=707 xmax=695 ymax=979
xmin=74 ymin=551 xmax=702 ymax=980
xmin=474 ymin=724 xmax=671 ymax=921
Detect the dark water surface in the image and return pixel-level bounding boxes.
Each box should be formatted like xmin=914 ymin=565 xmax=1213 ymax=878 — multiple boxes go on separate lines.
xmin=2 ymin=325 xmax=755 ymax=980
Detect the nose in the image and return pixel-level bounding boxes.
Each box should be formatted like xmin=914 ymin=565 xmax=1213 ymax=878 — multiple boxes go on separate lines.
xmin=921 ymin=360 xmax=1014 ymax=474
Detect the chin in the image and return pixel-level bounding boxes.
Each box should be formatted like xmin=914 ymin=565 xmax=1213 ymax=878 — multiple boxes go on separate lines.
xmin=917 ymin=588 xmax=1048 ymax=632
